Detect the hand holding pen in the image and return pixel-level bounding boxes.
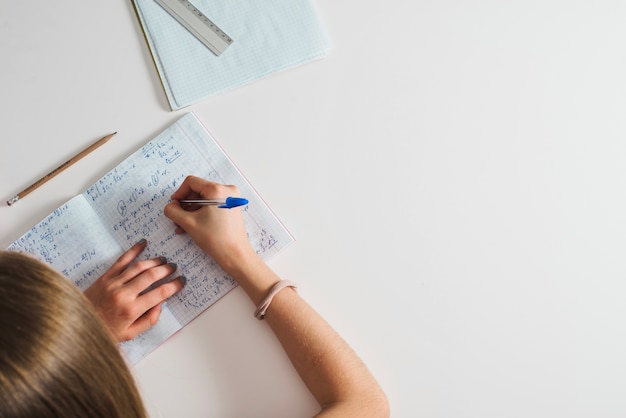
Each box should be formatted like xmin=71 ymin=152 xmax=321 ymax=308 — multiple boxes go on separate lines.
xmin=164 ymin=176 xmax=254 ymax=269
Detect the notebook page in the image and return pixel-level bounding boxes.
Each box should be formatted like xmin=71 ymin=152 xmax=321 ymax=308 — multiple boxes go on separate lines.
xmin=9 ymin=113 xmax=293 ymax=365
xmin=8 ymin=195 xmax=123 ymax=291
xmin=133 ymin=0 xmax=331 ymax=109
xmin=6 ymin=185 xmax=184 ymax=366
xmin=85 ymin=112 xmax=293 ymax=362
xmin=120 ymin=304 xmax=182 ymax=365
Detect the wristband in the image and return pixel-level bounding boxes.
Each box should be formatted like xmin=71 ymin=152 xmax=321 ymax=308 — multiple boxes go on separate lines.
xmin=254 ymin=280 xmax=297 ymax=320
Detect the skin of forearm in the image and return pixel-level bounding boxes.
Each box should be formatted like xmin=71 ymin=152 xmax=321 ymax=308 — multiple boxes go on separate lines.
xmin=223 ymin=252 xmax=388 ymax=416
xmin=266 ymin=290 xmax=389 ymax=417
xmin=221 ymin=247 xmax=282 ymax=305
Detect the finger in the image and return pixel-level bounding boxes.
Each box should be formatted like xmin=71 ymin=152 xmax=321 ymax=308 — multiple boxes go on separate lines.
xmin=119 ymin=256 xmax=169 ymax=284
xmin=164 ymin=200 xmax=196 ymax=231
xmin=137 ymin=276 xmax=186 ymax=313
xmin=126 ymin=302 xmax=164 ymax=339
xmin=101 ymin=239 xmax=148 ymax=279
xmin=126 ymin=262 xmax=178 ymax=294
xmin=137 ymin=276 xmax=187 ymax=325
xmin=170 ymin=219 xmax=186 ymax=235
xmin=170 ymin=175 xmax=208 ymax=200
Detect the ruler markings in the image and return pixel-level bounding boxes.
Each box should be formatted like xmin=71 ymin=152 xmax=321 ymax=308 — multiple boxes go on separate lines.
xmin=155 ymin=0 xmax=233 ymax=56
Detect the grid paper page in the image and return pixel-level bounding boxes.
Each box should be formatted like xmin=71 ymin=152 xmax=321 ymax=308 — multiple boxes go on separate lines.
xmin=9 ymin=112 xmax=294 ymax=365
xmin=85 ymin=112 xmax=294 ymax=325
xmin=133 ymin=0 xmax=331 ymax=109
xmin=8 ymin=195 xmax=125 ymax=291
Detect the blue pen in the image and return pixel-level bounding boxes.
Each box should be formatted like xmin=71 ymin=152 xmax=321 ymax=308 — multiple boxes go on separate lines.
xmin=179 ymin=196 xmax=249 ymax=209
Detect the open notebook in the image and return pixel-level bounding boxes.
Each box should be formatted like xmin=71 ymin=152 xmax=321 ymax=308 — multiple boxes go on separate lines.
xmin=8 ymin=113 xmax=293 ymax=365
xmin=132 ymin=0 xmax=331 ymax=110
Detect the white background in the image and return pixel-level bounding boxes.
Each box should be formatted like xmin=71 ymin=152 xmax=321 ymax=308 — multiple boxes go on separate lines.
xmin=2 ymin=1 xmax=626 ymax=417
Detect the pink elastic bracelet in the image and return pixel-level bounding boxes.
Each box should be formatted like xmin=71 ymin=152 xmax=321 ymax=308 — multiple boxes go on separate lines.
xmin=254 ymin=280 xmax=297 ymax=320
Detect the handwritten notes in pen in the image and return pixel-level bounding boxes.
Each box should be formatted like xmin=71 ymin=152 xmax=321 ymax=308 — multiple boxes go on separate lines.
xmin=8 ymin=112 xmax=294 ymax=365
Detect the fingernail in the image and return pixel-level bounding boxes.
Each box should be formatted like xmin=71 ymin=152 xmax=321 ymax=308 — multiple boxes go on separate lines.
xmin=179 ymin=276 xmax=187 ymax=285
xmin=159 ymin=256 xmax=167 ymax=263
xmin=168 ymin=262 xmax=177 ymax=270
xmin=137 ymin=238 xmax=147 ymax=245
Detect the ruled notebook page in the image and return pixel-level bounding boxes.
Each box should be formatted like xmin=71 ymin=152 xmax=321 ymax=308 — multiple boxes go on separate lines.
xmin=133 ymin=0 xmax=331 ymax=109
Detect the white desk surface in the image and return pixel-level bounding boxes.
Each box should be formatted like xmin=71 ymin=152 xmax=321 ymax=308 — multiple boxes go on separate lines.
xmin=2 ymin=1 xmax=626 ymax=417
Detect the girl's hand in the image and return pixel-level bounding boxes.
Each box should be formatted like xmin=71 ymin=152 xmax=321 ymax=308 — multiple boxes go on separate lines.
xmin=84 ymin=239 xmax=185 ymax=342
xmin=164 ymin=176 xmax=255 ymax=273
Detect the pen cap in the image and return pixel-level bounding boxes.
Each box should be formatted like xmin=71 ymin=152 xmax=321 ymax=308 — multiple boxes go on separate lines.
xmin=219 ymin=197 xmax=249 ymax=209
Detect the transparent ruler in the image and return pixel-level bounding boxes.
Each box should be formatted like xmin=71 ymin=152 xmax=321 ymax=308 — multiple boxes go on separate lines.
xmin=155 ymin=0 xmax=234 ymax=56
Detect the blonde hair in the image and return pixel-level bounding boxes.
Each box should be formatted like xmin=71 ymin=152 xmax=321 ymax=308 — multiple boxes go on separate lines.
xmin=0 ymin=251 xmax=148 ymax=418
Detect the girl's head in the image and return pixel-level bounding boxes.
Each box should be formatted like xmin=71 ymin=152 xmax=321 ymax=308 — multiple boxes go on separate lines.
xmin=0 ymin=251 xmax=147 ymax=418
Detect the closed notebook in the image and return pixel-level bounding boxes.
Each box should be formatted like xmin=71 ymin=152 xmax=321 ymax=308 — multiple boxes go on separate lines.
xmin=132 ymin=0 xmax=331 ymax=110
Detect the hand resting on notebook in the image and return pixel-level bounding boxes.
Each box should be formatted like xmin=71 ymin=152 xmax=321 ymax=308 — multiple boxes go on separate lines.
xmin=84 ymin=239 xmax=186 ymax=342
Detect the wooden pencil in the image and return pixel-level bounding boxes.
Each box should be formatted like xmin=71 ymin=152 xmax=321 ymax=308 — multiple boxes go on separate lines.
xmin=6 ymin=132 xmax=116 ymax=206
